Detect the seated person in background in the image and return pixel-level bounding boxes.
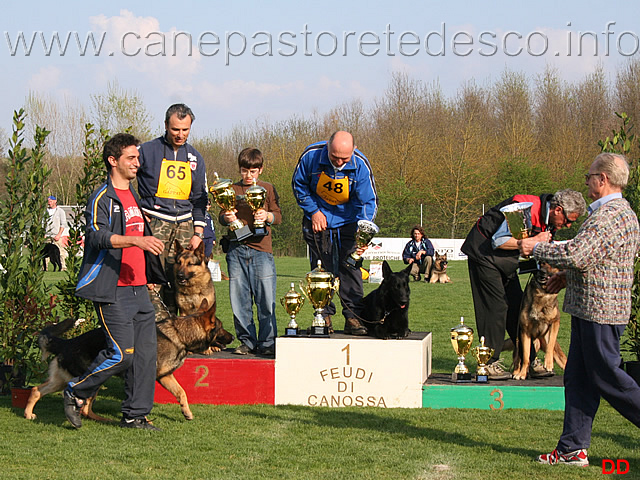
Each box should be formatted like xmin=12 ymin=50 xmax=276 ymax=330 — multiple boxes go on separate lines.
xmin=402 ymin=225 xmax=434 ymax=282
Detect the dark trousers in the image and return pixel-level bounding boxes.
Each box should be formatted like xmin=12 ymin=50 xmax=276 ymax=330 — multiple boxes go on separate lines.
xmin=302 ymin=218 xmax=363 ymax=321
xmin=467 ymin=256 xmax=522 ymax=361
xmin=557 ymin=316 xmax=640 ymax=451
xmin=69 ymin=285 xmax=157 ymax=419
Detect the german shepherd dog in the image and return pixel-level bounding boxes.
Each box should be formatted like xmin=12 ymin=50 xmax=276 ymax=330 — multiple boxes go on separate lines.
xmin=42 ymin=243 xmax=62 ymax=272
xmin=429 ymin=252 xmax=451 ymax=283
xmin=24 ymin=299 xmax=234 ymax=421
xmin=360 ymin=261 xmax=412 ymax=339
xmin=512 ymin=263 xmax=567 ymax=380
xmin=174 ymin=240 xmax=216 ymax=315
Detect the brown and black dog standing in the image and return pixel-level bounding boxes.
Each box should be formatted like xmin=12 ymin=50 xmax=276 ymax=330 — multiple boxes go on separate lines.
xmin=512 ymin=263 xmax=567 ymax=380
xmin=24 ymin=299 xmax=233 ymax=421
xmin=174 ymin=240 xmax=216 ymax=315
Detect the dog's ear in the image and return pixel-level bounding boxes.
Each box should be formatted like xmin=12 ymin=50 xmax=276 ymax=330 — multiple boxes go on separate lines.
xmin=197 ymin=298 xmax=209 ymax=312
xmin=195 ymin=240 xmax=205 ymax=257
xmin=382 ymin=260 xmax=392 ymax=278
xmin=174 ymin=239 xmax=184 ymax=255
xmin=403 ymin=264 xmax=412 ymax=275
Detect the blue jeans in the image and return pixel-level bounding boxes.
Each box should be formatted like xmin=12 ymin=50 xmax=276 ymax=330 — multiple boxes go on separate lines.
xmin=227 ymin=244 xmax=277 ymax=350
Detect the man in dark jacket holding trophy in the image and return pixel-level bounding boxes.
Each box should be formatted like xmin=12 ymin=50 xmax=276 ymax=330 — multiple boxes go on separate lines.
xmin=461 ymin=189 xmax=586 ymax=380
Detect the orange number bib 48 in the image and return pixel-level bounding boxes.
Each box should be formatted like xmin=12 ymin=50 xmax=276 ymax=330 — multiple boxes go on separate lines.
xmin=156 ymin=158 xmax=192 ymax=200
xmin=316 ymin=172 xmax=349 ymax=206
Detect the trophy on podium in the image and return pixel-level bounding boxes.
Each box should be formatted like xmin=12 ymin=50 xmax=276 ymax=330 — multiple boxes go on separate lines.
xmin=209 ymin=172 xmax=252 ymax=242
xmin=473 ymin=336 xmax=494 ymax=383
xmin=499 ymin=202 xmax=538 ymax=274
xmin=345 ymin=220 xmax=379 ymax=268
xmin=450 ymin=317 xmax=474 ymax=383
xmin=281 ymin=283 xmax=305 ymax=337
xmin=245 ymin=179 xmax=268 ymax=236
xmin=300 ymin=261 xmax=340 ymax=336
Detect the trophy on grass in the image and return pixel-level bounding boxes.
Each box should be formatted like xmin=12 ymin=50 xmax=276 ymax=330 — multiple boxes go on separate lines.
xmin=245 ymin=179 xmax=268 ymax=237
xmin=345 ymin=220 xmax=379 ymax=268
xmin=499 ymin=202 xmax=538 ymax=274
xmin=473 ymin=336 xmax=494 ymax=383
xmin=450 ymin=317 xmax=474 ymax=383
xmin=281 ymin=283 xmax=305 ymax=337
xmin=300 ymin=260 xmax=340 ymax=336
xmin=209 ymin=172 xmax=252 ymax=242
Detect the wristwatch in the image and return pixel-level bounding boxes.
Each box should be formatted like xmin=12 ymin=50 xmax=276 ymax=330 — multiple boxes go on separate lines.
xmin=194 ymin=232 xmax=204 ymax=239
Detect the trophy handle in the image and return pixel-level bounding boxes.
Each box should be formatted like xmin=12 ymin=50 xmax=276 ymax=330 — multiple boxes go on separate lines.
xmin=298 ymin=280 xmax=308 ymax=300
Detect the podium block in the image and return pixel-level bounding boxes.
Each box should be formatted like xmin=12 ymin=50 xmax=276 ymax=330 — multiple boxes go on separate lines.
xmin=154 ymin=356 xmax=275 ymax=406
xmin=275 ymin=332 xmax=431 ymax=408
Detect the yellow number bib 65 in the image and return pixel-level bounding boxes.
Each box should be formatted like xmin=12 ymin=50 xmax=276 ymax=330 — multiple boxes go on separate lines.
xmin=316 ymin=172 xmax=349 ymax=206
xmin=156 ymin=158 xmax=192 ymax=200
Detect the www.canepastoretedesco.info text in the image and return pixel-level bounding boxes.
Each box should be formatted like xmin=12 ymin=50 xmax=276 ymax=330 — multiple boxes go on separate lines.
xmin=4 ymin=22 xmax=639 ymax=65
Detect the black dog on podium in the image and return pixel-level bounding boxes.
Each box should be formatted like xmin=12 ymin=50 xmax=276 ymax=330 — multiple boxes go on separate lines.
xmin=360 ymin=261 xmax=411 ymax=339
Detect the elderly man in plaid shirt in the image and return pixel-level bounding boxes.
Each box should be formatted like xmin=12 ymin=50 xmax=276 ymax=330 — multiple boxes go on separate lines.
xmin=520 ymin=152 xmax=640 ymax=467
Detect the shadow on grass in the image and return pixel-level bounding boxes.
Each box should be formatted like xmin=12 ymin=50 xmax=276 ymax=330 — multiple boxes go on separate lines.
xmin=243 ymin=405 xmax=544 ymax=458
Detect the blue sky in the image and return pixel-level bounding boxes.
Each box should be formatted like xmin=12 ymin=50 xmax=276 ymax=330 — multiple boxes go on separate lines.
xmin=2 ymin=1 xmax=639 ymax=139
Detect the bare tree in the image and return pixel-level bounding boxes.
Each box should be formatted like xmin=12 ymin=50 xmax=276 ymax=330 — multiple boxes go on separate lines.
xmin=24 ymin=92 xmax=88 ymax=203
xmin=90 ymin=80 xmax=154 ymax=141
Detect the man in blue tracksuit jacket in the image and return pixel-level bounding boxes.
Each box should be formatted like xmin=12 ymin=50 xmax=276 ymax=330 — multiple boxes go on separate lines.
xmin=292 ymin=131 xmax=378 ymax=335
xmin=65 ymin=133 xmax=167 ymax=430
xmin=137 ymin=103 xmax=208 ymax=314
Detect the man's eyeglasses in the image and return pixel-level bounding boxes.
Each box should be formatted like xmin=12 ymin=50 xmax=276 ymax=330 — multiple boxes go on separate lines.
xmin=559 ymin=207 xmax=576 ymax=227
xmin=584 ymin=173 xmax=600 ymax=181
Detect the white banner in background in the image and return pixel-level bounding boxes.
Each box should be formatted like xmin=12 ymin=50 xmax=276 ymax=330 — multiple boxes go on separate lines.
xmin=362 ymin=238 xmax=468 ymax=261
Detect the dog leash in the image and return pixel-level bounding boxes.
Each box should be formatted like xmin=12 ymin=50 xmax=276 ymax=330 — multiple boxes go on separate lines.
xmin=149 ymin=286 xmax=172 ymax=321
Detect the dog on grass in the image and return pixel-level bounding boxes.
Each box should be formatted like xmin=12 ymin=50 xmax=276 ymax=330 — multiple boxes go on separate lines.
xmin=360 ymin=261 xmax=411 ymax=339
xmin=511 ymin=263 xmax=567 ymax=380
xmin=174 ymin=240 xmax=216 ymax=315
xmin=24 ymin=298 xmax=234 ymax=421
xmin=42 ymin=243 xmax=62 ymax=272
xmin=429 ymin=252 xmax=451 ymax=283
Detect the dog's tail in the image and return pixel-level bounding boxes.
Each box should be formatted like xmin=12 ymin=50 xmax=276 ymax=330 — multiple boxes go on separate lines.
xmin=38 ymin=318 xmax=76 ymax=361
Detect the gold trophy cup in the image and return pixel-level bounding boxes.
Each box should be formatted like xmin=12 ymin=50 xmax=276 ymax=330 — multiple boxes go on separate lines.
xmin=473 ymin=336 xmax=495 ymax=383
xmin=499 ymin=201 xmax=537 ymax=274
xmin=209 ymin=172 xmax=252 ymax=241
xmin=300 ymin=260 xmax=340 ymax=336
xmin=346 ymin=220 xmax=379 ymax=268
xmin=451 ymin=317 xmax=474 ymax=383
xmin=245 ymin=179 xmax=268 ymax=236
xmin=281 ymin=282 xmax=305 ymax=336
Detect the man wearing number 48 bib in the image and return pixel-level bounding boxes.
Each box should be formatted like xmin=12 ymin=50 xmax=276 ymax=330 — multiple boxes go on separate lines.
xmin=137 ymin=104 xmax=209 ymax=314
xmin=292 ymin=131 xmax=378 ymax=335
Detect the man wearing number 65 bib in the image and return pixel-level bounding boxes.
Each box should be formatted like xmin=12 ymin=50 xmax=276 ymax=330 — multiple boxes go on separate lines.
xmin=137 ymin=104 xmax=209 ymax=314
xmin=292 ymin=131 xmax=378 ymax=335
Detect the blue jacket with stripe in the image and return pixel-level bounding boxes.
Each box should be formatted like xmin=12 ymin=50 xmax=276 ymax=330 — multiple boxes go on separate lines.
xmin=291 ymin=141 xmax=378 ymax=229
xmin=75 ymin=176 xmax=167 ymax=303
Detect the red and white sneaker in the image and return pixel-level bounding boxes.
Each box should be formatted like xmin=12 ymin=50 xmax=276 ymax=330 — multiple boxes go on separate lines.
xmin=537 ymin=448 xmax=589 ymax=467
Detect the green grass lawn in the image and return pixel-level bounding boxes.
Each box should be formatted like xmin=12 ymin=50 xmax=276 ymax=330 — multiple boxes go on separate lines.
xmin=4 ymin=257 xmax=639 ymax=479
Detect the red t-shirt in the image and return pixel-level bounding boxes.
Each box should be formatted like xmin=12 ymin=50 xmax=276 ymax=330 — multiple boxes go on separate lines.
xmin=115 ymin=187 xmax=147 ymax=286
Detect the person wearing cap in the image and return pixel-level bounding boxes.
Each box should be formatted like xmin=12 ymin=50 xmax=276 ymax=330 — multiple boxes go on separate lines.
xmin=46 ymin=195 xmax=69 ymax=270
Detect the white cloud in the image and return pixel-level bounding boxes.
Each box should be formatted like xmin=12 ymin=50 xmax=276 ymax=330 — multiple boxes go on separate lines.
xmin=27 ymin=66 xmax=62 ymax=91
xmin=89 ymin=10 xmax=202 ymax=76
